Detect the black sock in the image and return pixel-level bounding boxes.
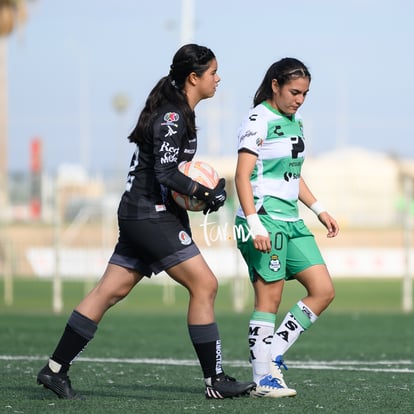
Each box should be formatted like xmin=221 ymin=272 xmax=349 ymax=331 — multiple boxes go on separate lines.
xmin=188 ymin=322 xmax=223 ymax=379
xmin=50 ymin=310 xmax=97 ymax=373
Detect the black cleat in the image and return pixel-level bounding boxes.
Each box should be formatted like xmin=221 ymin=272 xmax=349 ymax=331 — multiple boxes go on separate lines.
xmin=205 ymin=373 xmax=256 ymax=399
xmin=37 ymin=365 xmax=84 ymax=400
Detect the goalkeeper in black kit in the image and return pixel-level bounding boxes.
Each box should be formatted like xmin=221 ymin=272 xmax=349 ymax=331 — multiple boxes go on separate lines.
xmin=36 ymin=43 xmax=255 ymax=400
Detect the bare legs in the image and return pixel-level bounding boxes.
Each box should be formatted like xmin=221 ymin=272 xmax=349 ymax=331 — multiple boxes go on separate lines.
xmin=166 ymin=254 xmax=218 ymax=325
xmin=253 ymin=264 xmax=335 ymax=316
xmin=76 ymin=263 xmax=144 ymax=323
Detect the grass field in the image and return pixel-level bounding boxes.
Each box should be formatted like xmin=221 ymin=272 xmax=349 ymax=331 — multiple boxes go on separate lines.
xmin=1 ymin=278 xmax=413 ymax=413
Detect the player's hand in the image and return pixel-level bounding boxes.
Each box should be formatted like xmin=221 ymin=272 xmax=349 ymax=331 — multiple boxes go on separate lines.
xmin=252 ymin=234 xmax=271 ymax=253
xmin=246 ymin=214 xmax=271 ymax=252
xmin=318 ymin=212 xmax=339 ymax=238
xmin=193 ymin=178 xmax=227 ymax=214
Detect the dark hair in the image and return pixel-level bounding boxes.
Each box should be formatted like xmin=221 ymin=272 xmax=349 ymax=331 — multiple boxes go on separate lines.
xmin=128 ymin=44 xmax=216 ymax=144
xmin=253 ymin=58 xmax=311 ymax=107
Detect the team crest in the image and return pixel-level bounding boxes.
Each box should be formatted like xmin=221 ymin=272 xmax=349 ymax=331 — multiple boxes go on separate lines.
xmin=255 ymin=137 xmax=264 ymax=147
xmin=164 ymin=112 xmax=179 ymax=122
xmin=269 ymin=254 xmax=281 ymax=272
xmin=161 ymin=112 xmax=179 ymax=137
xmin=178 ymin=230 xmax=192 ymax=245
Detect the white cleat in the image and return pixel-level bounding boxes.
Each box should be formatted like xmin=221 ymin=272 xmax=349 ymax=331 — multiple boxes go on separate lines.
xmin=270 ymin=355 xmax=296 ymax=390
xmin=250 ymin=374 xmax=297 ymax=398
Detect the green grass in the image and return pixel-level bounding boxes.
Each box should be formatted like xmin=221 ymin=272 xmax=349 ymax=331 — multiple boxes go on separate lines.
xmin=0 ymin=278 xmax=413 ymax=413
xmin=0 ymin=277 xmax=409 ymax=315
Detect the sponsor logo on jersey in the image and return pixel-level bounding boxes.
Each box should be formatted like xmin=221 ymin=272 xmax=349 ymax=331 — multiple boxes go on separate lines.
xmin=283 ymin=171 xmax=301 ymax=182
xmin=240 ymin=129 xmax=257 ymax=140
xmin=269 ymin=254 xmax=281 ymax=272
xmin=290 ymin=135 xmax=305 ymax=158
xmin=161 ymin=112 xmax=179 ymax=137
xmin=249 ymin=113 xmax=258 ymax=121
xmin=163 ymin=125 xmax=178 ymax=138
xmin=273 ymin=125 xmax=284 ymax=136
xmin=159 ymin=141 xmax=179 ymax=164
xmin=178 ymin=230 xmax=192 ymax=245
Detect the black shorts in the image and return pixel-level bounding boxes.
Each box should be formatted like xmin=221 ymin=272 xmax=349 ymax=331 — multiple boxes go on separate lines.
xmin=109 ymin=212 xmax=200 ymax=277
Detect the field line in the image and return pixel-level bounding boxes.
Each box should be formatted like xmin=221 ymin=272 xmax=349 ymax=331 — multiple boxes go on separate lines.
xmin=1 ymin=355 xmax=413 ymax=374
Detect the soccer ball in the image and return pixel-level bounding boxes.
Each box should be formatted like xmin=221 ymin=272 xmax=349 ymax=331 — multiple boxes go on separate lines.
xmin=171 ymin=160 xmax=219 ymax=211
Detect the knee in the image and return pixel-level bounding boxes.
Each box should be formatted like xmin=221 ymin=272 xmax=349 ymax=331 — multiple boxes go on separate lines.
xmin=108 ymin=289 xmax=129 ymax=307
xmin=204 ymin=277 xmax=218 ymax=299
xmin=93 ymin=284 xmax=131 ymax=308
xmin=255 ymin=293 xmax=282 ymax=314
xmin=191 ymin=276 xmax=218 ymax=301
xmin=322 ymin=284 xmax=335 ymax=308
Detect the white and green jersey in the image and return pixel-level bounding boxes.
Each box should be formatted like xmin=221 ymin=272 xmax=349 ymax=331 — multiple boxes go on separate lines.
xmin=236 ymin=101 xmax=306 ymax=221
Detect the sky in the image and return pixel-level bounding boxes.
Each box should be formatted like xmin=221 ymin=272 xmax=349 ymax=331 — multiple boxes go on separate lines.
xmin=4 ymin=0 xmax=414 ymax=175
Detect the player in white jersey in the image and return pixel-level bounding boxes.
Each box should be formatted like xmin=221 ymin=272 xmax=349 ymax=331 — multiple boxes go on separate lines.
xmin=234 ymin=58 xmax=339 ymax=398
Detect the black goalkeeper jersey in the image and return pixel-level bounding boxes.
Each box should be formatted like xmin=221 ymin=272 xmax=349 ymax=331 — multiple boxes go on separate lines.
xmin=118 ymin=104 xmax=197 ymax=219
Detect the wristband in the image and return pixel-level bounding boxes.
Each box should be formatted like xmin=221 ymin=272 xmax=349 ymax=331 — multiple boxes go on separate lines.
xmin=246 ymin=214 xmax=268 ymax=239
xmin=310 ymin=201 xmax=326 ymax=216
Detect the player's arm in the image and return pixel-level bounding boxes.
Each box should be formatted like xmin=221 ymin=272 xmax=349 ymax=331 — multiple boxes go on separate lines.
xmin=298 ymin=176 xmax=318 ymax=209
xmin=152 ymin=111 xmax=195 ymax=195
xmin=299 ymin=177 xmax=339 ymax=238
xmin=235 ymin=150 xmax=271 ymax=253
xmin=152 ymin=111 xmax=225 ymax=210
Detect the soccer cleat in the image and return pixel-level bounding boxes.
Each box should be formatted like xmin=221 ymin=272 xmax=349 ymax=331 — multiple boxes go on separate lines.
xmin=205 ymin=373 xmax=256 ymax=399
xmin=250 ymin=374 xmax=297 ymax=398
xmin=256 ymin=354 xmax=296 ymax=397
xmin=270 ymin=355 xmax=295 ymax=390
xmin=37 ymin=364 xmax=84 ymax=400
